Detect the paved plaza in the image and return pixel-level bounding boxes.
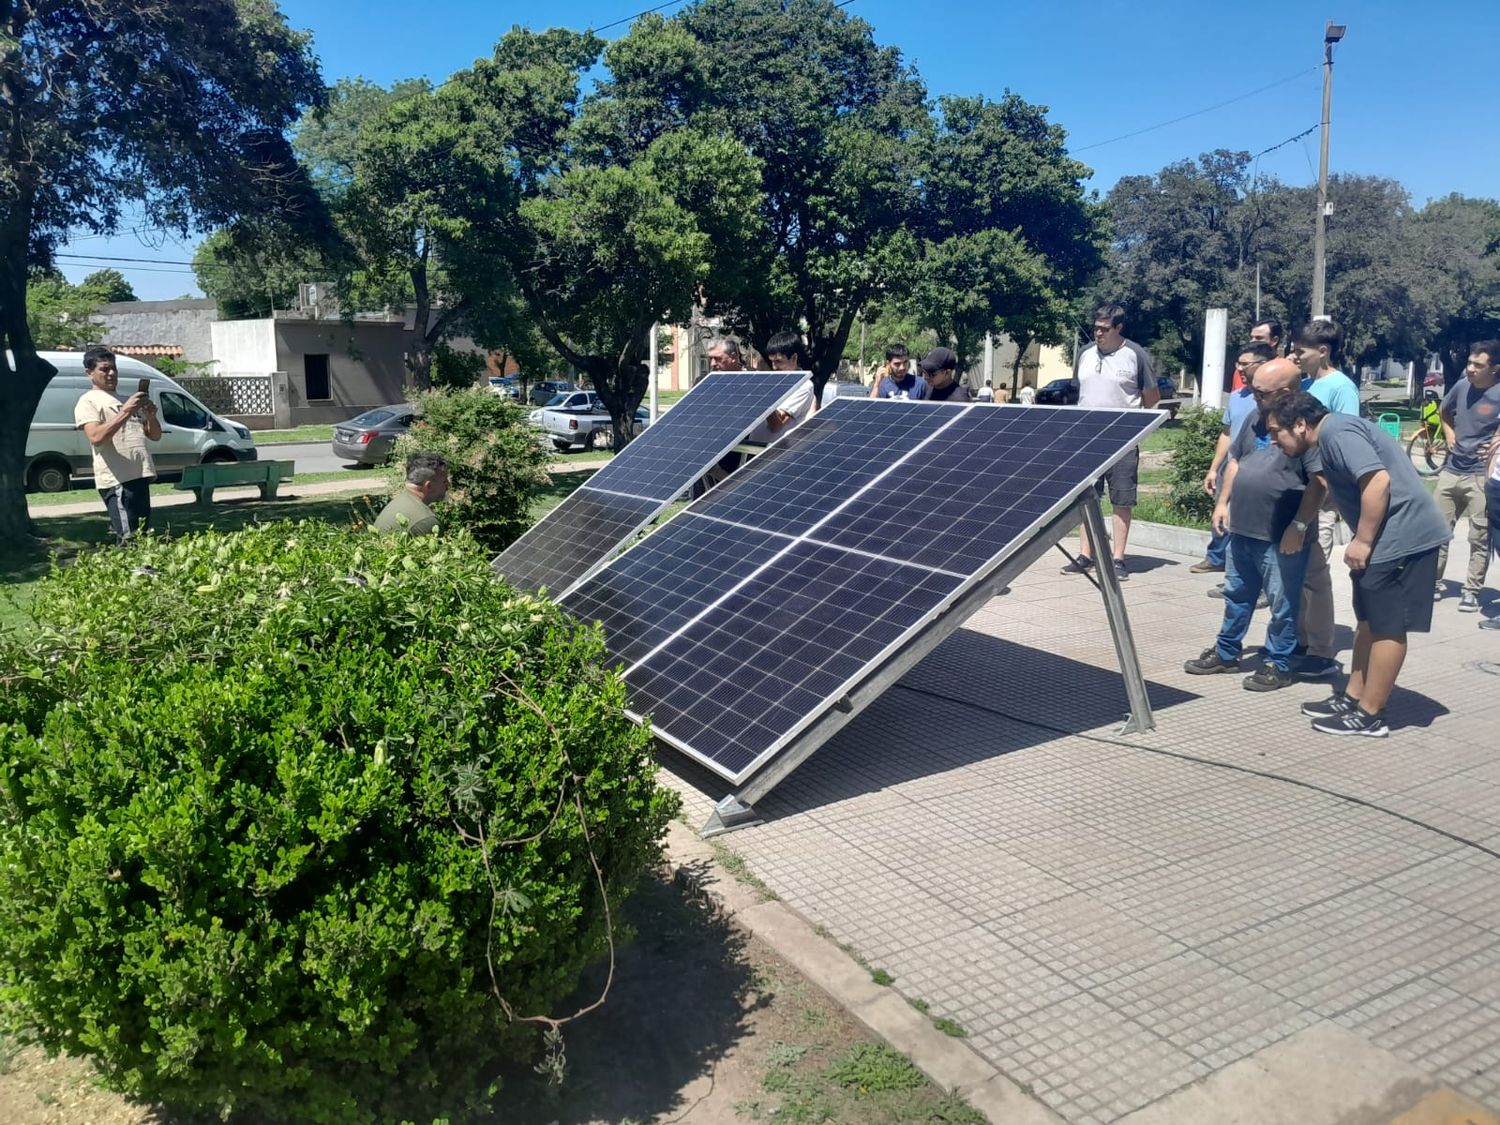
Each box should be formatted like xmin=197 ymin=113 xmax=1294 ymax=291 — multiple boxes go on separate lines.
xmin=661 ymin=522 xmax=1500 ymax=1124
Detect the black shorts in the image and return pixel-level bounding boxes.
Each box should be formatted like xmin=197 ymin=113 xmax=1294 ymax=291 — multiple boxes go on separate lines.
xmin=1350 ymin=547 xmax=1440 ymax=636
xmin=1093 ymin=447 xmax=1140 ymax=508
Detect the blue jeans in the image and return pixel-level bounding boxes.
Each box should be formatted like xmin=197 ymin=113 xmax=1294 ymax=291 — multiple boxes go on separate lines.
xmin=1216 ymin=533 xmax=1313 ymax=671
xmin=1204 ymin=467 xmax=1227 ymax=567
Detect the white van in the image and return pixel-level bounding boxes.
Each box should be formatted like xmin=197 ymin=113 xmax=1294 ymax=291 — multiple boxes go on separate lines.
xmin=23 ymin=351 xmax=258 ymax=493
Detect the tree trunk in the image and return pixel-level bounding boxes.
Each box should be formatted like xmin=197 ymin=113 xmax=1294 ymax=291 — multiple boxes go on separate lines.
xmin=0 ymin=202 xmax=51 ymax=543
xmin=407 ymin=258 xmax=434 ymax=392
xmin=1010 ymin=334 xmax=1033 ymax=400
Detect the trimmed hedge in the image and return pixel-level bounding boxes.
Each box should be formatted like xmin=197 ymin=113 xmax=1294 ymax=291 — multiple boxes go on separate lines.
xmin=0 ymin=523 xmax=676 ymax=1123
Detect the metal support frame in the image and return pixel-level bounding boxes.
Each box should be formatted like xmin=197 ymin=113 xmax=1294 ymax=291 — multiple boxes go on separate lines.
xmin=700 ymin=494 xmax=1155 ymax=836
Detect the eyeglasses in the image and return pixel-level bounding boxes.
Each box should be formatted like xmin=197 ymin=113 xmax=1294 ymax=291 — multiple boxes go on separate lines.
xmin=1092 ymin=324 xmax=1114 ymax=334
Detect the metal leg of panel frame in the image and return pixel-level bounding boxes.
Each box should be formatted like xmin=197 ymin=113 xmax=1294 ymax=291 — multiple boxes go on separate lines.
xmin=1080 ymin=495 xmax=1156 ymax=735
xmin=700 ymin=503 xmax=1086 ymax=836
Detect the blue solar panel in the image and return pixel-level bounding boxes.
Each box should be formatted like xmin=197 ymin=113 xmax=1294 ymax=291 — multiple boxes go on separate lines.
xmin=492 ymin=371 xmax=811 ymax=597
xmin=564 ymin=399 xmax=1164 ymax=783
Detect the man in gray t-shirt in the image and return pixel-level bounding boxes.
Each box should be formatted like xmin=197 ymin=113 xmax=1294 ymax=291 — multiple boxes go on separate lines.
xmin=1265 ymin=392 xmax=1451 ymax=738
xmin=1434 ymin=341 xmax=1500 ymax=609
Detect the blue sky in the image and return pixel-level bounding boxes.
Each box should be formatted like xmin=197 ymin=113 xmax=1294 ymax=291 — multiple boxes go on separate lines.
xmin=59 ymin=0 xmax=1499 ymax=299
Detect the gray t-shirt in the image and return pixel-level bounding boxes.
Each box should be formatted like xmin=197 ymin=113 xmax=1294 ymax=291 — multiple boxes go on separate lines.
xmin=1074 ymin=339 xmax=1155 ymax=409
xmin=1227 ymin=410 xmax=1317 ymax=542
xmin=1312 ymin=413 xmax=1451 ymax=564
xmin=1440 ymin=377 xmax=1500 ymax=474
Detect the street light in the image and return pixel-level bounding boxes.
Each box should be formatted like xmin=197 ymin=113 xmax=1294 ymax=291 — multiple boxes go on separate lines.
xmin=1311 ymin=20 xmax=1346 ymax=319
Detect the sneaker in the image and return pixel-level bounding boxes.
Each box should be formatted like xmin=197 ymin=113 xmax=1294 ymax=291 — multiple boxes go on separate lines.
xmin=1190 ymin=559 xmax=1224 ymax=574
xmin=1481 ymin=617 xmax=1500 ymax=631
xmin=1434 ymin=582 xmax=1446 ymax=602
xmin=1184 ymin=648 xmax=1240 ymax=675
xmin=1060 ymin=556 xmax=1095 ymax=575
xmin=1244 ymin=665 xmax=1295 ymax=692
xmin=1207 ymin=583 xmax=1225 ymax=599
xmin=1301 ymin=693 xmax=1356 ymax=718
xmin=1293 ymin=655 xmax=1341 ymax=680
xmin=1112 ymin=559 xmax=1130 ymax=582
xmin=1311 ymin=707 xmax=1389 ymax=737
xmin=1459 ymin=592 xmax=1480 ymax=613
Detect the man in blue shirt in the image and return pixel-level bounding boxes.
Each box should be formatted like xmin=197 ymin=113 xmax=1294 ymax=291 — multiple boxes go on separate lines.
xmin=1195 ymin=343 xmax=1276 ymax=575
xmin=869 ymin=343 xmax=931 ymax=400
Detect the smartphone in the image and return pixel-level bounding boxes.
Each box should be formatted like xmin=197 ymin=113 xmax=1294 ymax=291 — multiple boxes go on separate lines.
xmin=136 ymin=377 xmax=151 ymax=395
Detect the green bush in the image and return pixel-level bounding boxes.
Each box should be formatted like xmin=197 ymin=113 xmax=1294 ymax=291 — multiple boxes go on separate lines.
xmin=0 ymin=522 xmax=677 ymax=1124
xmin=1164 ymin=405 xmax=1223 ymax=524
xmin=389 ymin=387 xmax=551 ymax=552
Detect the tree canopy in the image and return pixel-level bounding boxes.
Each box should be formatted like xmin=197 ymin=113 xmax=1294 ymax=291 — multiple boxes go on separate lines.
xmin=1 ymin=0 xmax=327 ymax=539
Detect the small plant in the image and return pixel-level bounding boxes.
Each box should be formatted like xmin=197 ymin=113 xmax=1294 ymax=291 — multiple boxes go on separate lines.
xmin=908 ymin=997 xmax=931 ymax=1014
xmin=931 ymin=1017 xmax=968 ymax=1038
xmin=391 ymin=386 xmax=552 ymax=552
xmin=766 ymin=1041 xmax=811 ymax=1068
xmin=1164 ymin=404 xmax=1223 ymax=523
xmin=870 ymin=968 xmax=894 ymax=986
xmin=824 ymin=1042 xmax=926 ymax=1092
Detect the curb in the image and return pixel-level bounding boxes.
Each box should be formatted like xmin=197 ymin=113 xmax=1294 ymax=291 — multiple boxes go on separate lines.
xmin=662 ymin=820 xmax=1064 ymax=1125
xmin=1126 ymin=519 xmax=1211 ymax=559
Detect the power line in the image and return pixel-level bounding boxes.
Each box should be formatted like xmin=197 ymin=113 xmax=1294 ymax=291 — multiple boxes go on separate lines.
xmin=56 ymin=252 xmax=197 ymax=266
xmin=592 ymin=0 xmax=684 ymax=33
xmin=1071 ymin=66 xmax=1319 ymax=154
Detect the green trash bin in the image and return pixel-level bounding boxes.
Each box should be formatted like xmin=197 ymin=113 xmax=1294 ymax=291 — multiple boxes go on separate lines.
xmin=1377 ymin=412 xmax=1402 ymax=439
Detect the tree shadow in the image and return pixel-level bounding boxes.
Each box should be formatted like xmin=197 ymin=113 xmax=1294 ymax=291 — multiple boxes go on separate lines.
xmin=496 ymin=868 xmax=764 ymax=1124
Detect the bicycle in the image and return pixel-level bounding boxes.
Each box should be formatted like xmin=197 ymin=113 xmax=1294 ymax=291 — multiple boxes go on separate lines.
xmin=1406 ymin=390 xmax=1447 ymax=475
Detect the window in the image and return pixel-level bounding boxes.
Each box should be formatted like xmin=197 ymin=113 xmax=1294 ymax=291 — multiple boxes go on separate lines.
xmin=160 ymin=391 xmax=209 ymax=429
xmin=305 ymin=354 xmax=331 ymax=401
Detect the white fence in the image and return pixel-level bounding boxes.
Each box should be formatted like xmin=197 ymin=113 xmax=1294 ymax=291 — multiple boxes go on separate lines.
xmin=179 ymin=374 xmax=275 ymax=418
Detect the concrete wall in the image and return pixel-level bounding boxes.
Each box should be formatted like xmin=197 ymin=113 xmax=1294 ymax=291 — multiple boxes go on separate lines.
xmin=94 ymin=299 xmax=219 ymax=364
xmin=211 ymin=319 xmax=278 ymax=375
xmin=275 ymin=319 xmax=409 ymax=424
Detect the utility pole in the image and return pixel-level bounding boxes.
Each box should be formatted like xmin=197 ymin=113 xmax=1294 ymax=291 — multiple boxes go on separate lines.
xmin=1311 ymin=20 xmax=1346 ymax=319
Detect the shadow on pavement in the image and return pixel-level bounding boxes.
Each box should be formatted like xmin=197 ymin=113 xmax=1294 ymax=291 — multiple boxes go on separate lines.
xmin=498 ymin=869 xmax=763 ymax=1124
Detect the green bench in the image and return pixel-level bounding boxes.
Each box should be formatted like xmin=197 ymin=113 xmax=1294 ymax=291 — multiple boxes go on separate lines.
xmin=175 ymin=460 xmax=295 ymax=505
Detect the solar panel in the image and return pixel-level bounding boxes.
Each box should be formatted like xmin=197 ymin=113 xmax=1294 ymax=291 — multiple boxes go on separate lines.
xmin=492 ymin=371 xmax=811 ymax=597
xmin=563 ymin=398 xmax=1164 ymax=786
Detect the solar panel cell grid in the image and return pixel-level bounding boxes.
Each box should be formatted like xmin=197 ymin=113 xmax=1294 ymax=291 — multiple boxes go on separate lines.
xmin=491 ymin=490 xmax=660 ymax=596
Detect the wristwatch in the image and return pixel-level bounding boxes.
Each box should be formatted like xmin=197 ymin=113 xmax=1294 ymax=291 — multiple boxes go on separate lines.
xmin=1291 ymin=519 xmax=1310 ymax=532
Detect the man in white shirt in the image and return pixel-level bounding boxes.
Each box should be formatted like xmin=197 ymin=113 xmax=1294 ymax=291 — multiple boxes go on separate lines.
xmin=753 ymin=331 xmax=816 ymax=440
xmin=1061 ymin=303 xmax=1159 ymax=582
xmin=73 ymin=346 xmax=161 ymax=543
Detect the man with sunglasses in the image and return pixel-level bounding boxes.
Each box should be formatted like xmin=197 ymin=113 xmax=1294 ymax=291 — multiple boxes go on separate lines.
xmin=1186 ymin=359 xmax=1325 ymax=691
xmin=1061 ymin=303 xmax=1159 ymax=582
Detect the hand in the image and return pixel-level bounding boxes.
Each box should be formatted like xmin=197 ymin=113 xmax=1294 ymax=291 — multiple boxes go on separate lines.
xmin=1344 ymin=539 xmax=1373 ymax=571
xmin=1279 ymin=525 xmax=1305 ymax=555
xmin=122 ymin=391 xmax=149 ymax=416
xmin=1212 ymin=503 xmax=1229 ymax=536
xmin=1202 ymin=469 xmax=1217 ymax=497
xmin=766 ymin=408 xmax=792 ymax=431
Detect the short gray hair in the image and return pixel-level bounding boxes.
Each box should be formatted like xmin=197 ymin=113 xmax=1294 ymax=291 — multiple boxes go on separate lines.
xmin=405 ymin=451 xmax=448 ymax=485
xmin=707 ymin=337 xmax=743 ymax=360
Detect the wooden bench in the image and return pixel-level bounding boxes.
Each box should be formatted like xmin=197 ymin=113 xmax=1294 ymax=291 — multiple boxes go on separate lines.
xmin=175 ymin=460 xmax=295 ymax=505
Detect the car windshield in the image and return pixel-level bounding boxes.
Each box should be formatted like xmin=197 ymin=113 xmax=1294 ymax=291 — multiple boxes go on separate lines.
xmin=543 ymin=394 xmax=569 ymax=407
xmin=349 ymin=408 xmax=394 ymax=426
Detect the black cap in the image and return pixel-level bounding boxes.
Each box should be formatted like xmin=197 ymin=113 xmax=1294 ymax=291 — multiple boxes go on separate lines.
xmin=919 ymin=347 xmax=958 ymax=374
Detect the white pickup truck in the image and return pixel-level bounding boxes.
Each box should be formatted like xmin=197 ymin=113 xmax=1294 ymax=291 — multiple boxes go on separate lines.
xmin=529 ymin=391 xmax=650 ymax=451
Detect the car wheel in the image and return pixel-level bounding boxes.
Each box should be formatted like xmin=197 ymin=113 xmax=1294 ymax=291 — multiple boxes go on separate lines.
xmin=27 ymin=458 xmax=71 ymax=493
xmin=552 ymin=440 xmax=573 ymax=453
xmin=202 ymin=449 xmax=237 ymax=465
xmin=587 ymin=427 xmax=614 ymax=451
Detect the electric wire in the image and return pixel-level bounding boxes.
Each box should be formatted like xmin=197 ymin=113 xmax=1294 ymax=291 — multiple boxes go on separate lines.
xmin=1071 ymin=66 xmax=1319 ymax=153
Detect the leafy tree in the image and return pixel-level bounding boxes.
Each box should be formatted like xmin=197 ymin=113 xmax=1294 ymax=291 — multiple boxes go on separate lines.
xmin=1416 ymin=194 xmax=1500 ymax=386
xmin=192 ymin=224 xmax=329 ymax=318
xmin=909 ymin=94 xmax=1105 ymax=371
xmin=0 ymin=0 xmax=326 ymax=542
xmin=25 ymin=272 xmax=105 ymax=349
xmin=79 ymin=268 xmax=136 ymax=302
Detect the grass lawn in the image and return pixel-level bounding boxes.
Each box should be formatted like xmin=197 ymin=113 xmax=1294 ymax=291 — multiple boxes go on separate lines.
xmin=255 ymin=423 xmax=337 ymax=445
xmin=26 ymin=469 xmax=383 ymax=508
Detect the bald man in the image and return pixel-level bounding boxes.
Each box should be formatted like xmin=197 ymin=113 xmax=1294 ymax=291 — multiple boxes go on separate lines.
xmin=1185 ymin=358 xmax=1328 ymax=691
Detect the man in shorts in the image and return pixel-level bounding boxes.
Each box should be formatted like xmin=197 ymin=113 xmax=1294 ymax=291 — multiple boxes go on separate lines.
xmin=1264 ymin=391 xmax=1452 ymax=736
xmin=1061 ymin=302 xmax=1159 ymax=582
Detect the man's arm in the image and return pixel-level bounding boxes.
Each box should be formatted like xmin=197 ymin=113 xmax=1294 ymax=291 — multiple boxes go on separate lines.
xmin=79 ymin=393 xmax=147 ymax=446
xmin=141 ymin=401 xmax=161 ymax=441
xmin=1203 ymin=428 xmax=1231 ymax=494
xmin=1212 ymin=456 xmax=1240 ymax=535
xmin=1280 ymin=474 xmax=1327 ymax=554
xmin=1344 ymin=469 xmax=1391 ymax=571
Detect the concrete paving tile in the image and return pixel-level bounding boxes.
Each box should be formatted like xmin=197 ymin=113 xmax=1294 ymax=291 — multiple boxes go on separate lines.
xmin=984 ymin=891 xmax=1194 ymax=989
xmin=971 ymin=992 xmax=1208 ymax=1125
xmin=1337 ymin=981 xmax=1498 ymax=1074
xmin=1379 ymin=852 xmax=1500 ymax=932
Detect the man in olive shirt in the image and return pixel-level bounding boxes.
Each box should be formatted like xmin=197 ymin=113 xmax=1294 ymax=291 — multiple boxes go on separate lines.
xmin=374 ymin=451 xmax=449 ymax=536
xmin=1265 ymin=392 xmax=1451 ymax=737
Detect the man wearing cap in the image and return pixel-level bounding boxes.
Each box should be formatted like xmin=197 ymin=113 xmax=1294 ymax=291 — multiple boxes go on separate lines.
xmin=920 ymin=347 xmax=969 ymax=403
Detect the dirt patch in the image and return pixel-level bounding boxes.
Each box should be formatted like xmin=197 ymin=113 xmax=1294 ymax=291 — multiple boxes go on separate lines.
xmin=0 ymin=870 xmax=980 ymax=1125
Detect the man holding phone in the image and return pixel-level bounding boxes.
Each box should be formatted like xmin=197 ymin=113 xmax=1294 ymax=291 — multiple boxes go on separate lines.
xmin=74 ymin=346 xmax=161 ymax=543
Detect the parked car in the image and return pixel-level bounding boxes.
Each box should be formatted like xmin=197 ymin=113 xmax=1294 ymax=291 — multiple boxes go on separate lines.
xmin=1032 ymin=375 xmax=1180 ymax=415
xmin=331 ymin=405 xmax=418 ymax=466
xmin=487 ymin=375 xmax=521 ymax=400
xmin=528 ymin=379 xmax=578 ymax=406
xmin=22 ymin=350 xmax=257 ymax=493
xmin=529 ymin=393 xmax=650 ymax=451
